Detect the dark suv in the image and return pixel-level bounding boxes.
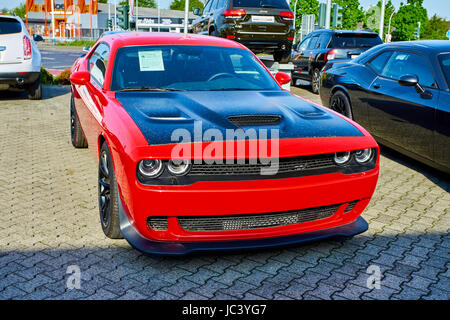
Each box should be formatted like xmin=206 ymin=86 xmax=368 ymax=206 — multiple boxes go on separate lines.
xmin=292 ymin=29 xmax=382 ymax=93
xmin=192 ymin=0 xmax=294 ymax=63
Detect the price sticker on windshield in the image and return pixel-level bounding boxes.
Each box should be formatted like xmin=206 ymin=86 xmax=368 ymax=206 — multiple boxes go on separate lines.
xmin=138 ymin=50 xmax=165 ymax=71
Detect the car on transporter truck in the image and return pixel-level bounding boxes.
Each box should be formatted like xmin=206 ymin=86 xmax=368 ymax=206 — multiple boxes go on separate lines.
xmin=69 ymin=32 xmax=379 ymax=255
xmin=0 ymin=15 xmax=42 ymax=99
xmin=191 ymin=0 xmax=294 ymax=63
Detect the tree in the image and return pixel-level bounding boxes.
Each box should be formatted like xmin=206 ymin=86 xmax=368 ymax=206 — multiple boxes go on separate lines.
xmin=119 ymin=0 xmax=156 ymax=8
xmin=289 ymin=0 xmax=319 ymax=33
xmin=9 ymin=3 xmax=26 ymax=19
xmin=422 ymin=14 xmax=448 ymax=40
xmin=392 ymin=0 xmax=427 ymax=41
xmin=332 ymin=0 xmax=365 ymax=30
xmin=98 ymin=0 xmax=108 ymax=3
xmin=170 ymin=0 xmax=204 ymax=11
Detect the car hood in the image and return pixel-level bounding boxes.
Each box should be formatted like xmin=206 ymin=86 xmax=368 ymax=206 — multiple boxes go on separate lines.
xmin=115 ymin=90 xmax=363 ymax=145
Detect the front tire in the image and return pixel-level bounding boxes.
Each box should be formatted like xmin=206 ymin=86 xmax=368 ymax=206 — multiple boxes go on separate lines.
xmin=70 ymin=95 xmax=88 ymax=148
xmin=28 ymin=75 xmax=42 ymax=100
xmin=311 ymin=68 xmax=321 ymax=94
xmin=98 ymin=142 xmax=123 ymax=239
xmin=330 ymin=90 xmax=353 ymax=119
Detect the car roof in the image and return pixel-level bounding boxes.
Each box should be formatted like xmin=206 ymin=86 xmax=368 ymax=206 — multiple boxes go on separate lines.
xmin=101 ymin=32 xmax=245 ymax=50
xmin=311 ymin=29 xmax=378 ymax=35
xmin=0 ymin=15 xmax=21 ymax=21
xmin=383 ymin=40 xmax=450 ymax=54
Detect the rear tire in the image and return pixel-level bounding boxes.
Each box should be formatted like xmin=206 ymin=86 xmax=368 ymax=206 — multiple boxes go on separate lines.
xmin=330 ymin=90 xmax=353 ymax=119
xmin=28 ymin=76 xmax=42 ymax=100
xmin=311 ymin=68 xmax=321 ymax=94
xmin=274 ymin=50 xmax=290 ymax=64
xmin=70 ymin=95 xmax=88 ymax=148
xmin=98 ymin=142 xmax=123 ymax=239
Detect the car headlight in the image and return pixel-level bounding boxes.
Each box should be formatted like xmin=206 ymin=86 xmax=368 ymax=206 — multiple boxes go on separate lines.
xmin=334 ymin=151 xmax=351 ymax=165
xmin=138 ymin=159 xmax=163 ymax=178
xmin=354 ymin=149 xmax=373 ymax=163
xmin=167 ymin=159 xmax=191 ymax=176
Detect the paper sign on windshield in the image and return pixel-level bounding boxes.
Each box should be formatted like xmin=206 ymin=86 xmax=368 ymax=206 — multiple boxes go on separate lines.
xmin=138 ymin=50 xmax=165 ymax=71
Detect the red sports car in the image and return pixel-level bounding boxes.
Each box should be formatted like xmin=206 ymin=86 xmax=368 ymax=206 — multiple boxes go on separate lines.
xmin=69 ymin=32 xmax=379 ymax=255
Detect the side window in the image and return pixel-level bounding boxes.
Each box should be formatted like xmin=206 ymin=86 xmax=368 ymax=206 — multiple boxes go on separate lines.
xmin=203 ymin=0 xmax=212 ymax=14
xmin=88 ymin=43 xmax=109 ymax=87
xmin=382 ymin=51 xmax=436 ymax=87
xmin=216 ymin=0 xmax=226 ymax=9
xmin=307 ymin=36 xmax=319 ymax=50
xmin=210 ymin=0 xmax=219 ymax=11
xmin=367 ymin=51 xmax=393 ymax=74
xmin=318 ymin=33 xmax=330 ymax=48
xmin=298 ymin=37 xmax=310 ymax=51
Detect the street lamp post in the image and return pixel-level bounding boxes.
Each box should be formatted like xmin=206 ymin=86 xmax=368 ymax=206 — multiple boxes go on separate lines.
xmin=293 ymin=0 xmax=300 ymax=42
xmin=184 ymin=0 xmax=189 ymax=35
xmin=379 ymin=0 xmax=386 ymax=40
xmin=158 ymin=0 xmax=160 ymax=32
xmin=51 ymin=0 xmax=55 ymax=44
xmin=388 ymin=10 xmax=395 ymax=36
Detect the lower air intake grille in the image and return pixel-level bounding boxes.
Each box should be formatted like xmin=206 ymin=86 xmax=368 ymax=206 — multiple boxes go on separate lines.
xmin=177 ymin=204 xmax=341 ymax=232
xmin=228 ymin=115 xmax=282 ymax=126
xmin=344 ymin=201 xmax=358 ymax=213
xmin=147 ymin=217 xmax=168 ymax=231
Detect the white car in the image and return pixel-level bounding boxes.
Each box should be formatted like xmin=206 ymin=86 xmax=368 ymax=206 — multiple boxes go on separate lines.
xmin=0 ymin=15 xmax=42 ymax=99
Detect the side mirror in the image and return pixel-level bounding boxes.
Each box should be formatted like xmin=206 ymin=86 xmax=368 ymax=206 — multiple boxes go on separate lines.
xmin=275 ymin=72 xmax=291 ymax=85
xmin=82 ymin=46 xmax=91 ymax=53
xmin=70 ymin=71 xmax=90 ymax=86
xmin=398 ymin=74 xmax=425 ymax=94
xmin=33 ymin=34 xmax=43 ymax=41
xmin=193 ymin=8 xmax=201 ymax=16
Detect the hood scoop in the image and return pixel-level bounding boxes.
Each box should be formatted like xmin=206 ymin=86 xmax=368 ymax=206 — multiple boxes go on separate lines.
xmin=227 ymin=115 xmax=282 ymax=126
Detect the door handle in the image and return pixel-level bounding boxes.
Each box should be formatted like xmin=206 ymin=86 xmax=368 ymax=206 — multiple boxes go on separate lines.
xmin=373 ymin=84 xmax=381 ymax=89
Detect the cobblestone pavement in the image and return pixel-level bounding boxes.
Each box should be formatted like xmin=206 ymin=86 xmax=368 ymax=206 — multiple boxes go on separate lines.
xmin=0 ymin=85 xmax=449 ymax=300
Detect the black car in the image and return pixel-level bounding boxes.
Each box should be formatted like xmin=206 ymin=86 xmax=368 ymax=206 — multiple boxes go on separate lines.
xmin=192 ymin=0 xmax=294 ymax=63
xmin=320 ymin=41 xmax=450 ymax=173
xmin=292 ymin=29 xmax=382 ymax=93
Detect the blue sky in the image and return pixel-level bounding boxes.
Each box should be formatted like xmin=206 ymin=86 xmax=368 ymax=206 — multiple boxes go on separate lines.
xmin=1 ymin=0 xmax=449 ymax=19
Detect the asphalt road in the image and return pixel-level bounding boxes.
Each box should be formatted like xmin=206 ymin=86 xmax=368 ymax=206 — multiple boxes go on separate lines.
xmin=39 ymin=47 xmax=83 ymax=71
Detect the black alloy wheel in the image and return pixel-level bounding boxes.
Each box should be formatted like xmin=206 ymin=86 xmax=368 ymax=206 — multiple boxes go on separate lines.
xmin=98 ymin=142 xmax=123 ymax=239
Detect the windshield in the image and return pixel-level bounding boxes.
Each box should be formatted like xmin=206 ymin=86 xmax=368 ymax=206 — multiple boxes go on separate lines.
xmin=330 ymin=33 xmax=382 ymax=49
xmin=439 ymin=53 xmax=450 ymax=88
xmin=111 ymin=45 xmax=280 ymax=91
xmin=232 ymin=0 xmax=290 ymax=9
xmin=0 ymin=18 xmax=22 ymax=34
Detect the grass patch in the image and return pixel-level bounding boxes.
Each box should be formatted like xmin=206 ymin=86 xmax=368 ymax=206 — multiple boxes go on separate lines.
xmin=56 ymin=39 xmax=97 ymax=47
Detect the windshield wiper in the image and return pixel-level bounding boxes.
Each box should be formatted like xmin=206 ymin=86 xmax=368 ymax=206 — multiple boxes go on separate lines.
xmin=117 ymin=86 xmax=185 ymax=92
xmin=261 ymin=4 xmax=278 ymax=8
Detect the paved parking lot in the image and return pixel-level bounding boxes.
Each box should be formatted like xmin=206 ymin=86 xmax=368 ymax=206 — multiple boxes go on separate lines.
xmin=0 ymin=85 xmax=449 ymax=300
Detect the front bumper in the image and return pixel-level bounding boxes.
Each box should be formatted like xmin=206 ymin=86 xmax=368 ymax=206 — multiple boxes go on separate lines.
xmin=118 ymin=192 xmax=369 ymax=256
xmin=0 ymin=71 xmax=39 ymax=86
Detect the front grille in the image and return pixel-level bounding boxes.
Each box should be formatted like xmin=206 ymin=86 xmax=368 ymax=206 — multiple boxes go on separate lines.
xmin=147 ymin=217 xmax=168 ymax=231
xmin=177 ymin=204 xmax=341 ymax=232
xmin=227 ymin=115 xmax=281 ymax=126
xmin=189 ymin=154 xmax=335 ymax=176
